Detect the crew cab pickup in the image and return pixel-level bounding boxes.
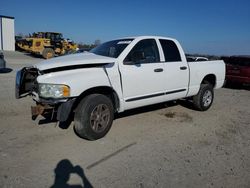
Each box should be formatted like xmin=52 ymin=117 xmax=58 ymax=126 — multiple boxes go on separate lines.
xmin=16 ymin=36 xmax=225 ymax=140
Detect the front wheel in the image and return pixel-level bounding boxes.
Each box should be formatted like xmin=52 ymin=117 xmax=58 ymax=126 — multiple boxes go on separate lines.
xmin=193 ymin=84 xmax=214 ymax=111
xmin=74 ymin=94 xmax=114 ymax=140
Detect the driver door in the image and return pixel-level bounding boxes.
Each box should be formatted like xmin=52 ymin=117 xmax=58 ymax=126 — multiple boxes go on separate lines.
xmin=120 ymin=39 xmax=166 ymax=110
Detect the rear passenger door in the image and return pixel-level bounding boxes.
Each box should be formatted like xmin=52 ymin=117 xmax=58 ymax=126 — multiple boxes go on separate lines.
xmin=159 ymin=39 xmax=189 ymax=99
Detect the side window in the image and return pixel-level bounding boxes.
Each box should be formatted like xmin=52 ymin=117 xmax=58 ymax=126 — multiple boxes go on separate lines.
xmin=124 ymin=39 xmax=160 ymax=64
xmin=159 ymin=39 xmax=181 ymax=62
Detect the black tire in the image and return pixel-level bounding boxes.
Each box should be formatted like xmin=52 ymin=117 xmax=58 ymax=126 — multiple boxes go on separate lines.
xmin=42 ymin=48 xmax=55 ymax=59
xmin=74 ymin=94 xmax=114 ymax=140
xmin=193 ymin=84 xmax=214 ymax=111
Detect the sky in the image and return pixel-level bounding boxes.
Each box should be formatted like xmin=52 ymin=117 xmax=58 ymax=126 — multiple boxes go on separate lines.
xmin=1 ymin=0 xmax=250 ymax=55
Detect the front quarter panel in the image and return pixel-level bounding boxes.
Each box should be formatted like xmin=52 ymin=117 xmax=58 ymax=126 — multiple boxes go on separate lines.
xmin=37 ymin=68 xmax=111 ymax=97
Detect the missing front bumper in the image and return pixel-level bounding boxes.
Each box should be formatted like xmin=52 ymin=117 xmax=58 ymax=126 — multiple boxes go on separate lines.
xmin=31 ymin=104 xmax=53 ymax=120
xmin=31 ymin=98 xmax=76 ymax=122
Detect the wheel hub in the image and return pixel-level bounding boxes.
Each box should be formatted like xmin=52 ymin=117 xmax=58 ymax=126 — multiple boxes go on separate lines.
xmin=202 ymin=90 xmax=212 ymax=107
xmin=90 ymin=104 xmax=110 ymax=133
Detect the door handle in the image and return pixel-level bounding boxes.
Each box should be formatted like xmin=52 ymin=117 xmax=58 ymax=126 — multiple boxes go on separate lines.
xmin=180 ymin=66 xmax=187 ymax=70
xmin=154 ymin=68 xmax=163 ymax=72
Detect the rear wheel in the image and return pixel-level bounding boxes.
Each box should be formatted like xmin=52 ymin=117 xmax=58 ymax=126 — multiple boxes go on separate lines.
xmin=193 ymin=84 xmax=214 ymax=111
xmin=74 ymin=94 xmax=114 ymax=140
xmin=42 ymin=48 xmax=55 ymax=59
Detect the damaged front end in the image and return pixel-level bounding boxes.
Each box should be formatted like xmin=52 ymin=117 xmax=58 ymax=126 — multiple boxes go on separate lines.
xmin=15 ymin=67 xmax=46 ymax=120
xmin=15 ymin=67 xmax=75 ymax=122
xmin=15 ymin=67 xmax=39 ymax=99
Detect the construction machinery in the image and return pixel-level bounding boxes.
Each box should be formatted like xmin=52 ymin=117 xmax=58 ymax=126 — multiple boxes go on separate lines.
xmin=17 ymin=32 xmax=78 ymax=59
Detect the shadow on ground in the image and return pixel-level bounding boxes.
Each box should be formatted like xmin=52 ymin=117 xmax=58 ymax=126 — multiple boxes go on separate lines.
xmin=224 ymin=82 xmax=250 ymax=91
xmin=51 ymin=159 xmax=93 ymax=188
xmin=115 ymin=100 xmax=195 ymax=119
xmin=37 ymin=100 xmax=195 ymax=129
xmin=38 ymin=110 xmax=74 ymax=130
xmin=23 ymin=52 xmax=44 ymax=59
xmin=0 ymin=68 xmax=13 ymax=73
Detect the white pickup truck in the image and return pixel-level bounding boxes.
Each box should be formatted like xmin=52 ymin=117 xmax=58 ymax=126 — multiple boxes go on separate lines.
xmin=16 ymin=36 xmax=225 ymax=140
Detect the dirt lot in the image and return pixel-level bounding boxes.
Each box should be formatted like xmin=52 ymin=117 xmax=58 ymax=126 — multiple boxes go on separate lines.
xmin=0 ymin=51 xmax=250 ymax=188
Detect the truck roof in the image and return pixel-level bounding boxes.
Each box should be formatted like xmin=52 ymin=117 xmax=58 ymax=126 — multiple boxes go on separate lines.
xmin=118 ymin=35 xmax=176 ymax=41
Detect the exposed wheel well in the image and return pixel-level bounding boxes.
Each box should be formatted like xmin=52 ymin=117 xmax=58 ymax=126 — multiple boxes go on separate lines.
xmin=74 ymin=86 xmax=119 ymax=112
xmin=201 ymin=74 xmax=216 ymax=87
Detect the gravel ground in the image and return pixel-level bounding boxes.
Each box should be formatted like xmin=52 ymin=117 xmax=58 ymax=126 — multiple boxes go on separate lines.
xmin=0 ymin=51 xmax=249 ymax=188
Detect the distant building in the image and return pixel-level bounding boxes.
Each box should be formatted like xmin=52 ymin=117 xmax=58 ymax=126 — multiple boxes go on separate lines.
xmin=0 ymin=15 xmax=15 ymax=51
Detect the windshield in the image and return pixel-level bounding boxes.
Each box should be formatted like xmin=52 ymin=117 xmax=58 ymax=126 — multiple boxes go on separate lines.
xmin=90 ymin=39 xmax=134 ymax=58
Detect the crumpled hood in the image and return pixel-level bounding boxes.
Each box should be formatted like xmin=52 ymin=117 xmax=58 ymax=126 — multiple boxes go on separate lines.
xmin=35 ymin=52 xmax=116 ymax=71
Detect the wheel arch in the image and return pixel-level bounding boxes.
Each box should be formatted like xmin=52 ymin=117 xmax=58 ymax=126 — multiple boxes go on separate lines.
xmin=201 ymin=74 xmax=216 ymax=88
xmin=74 ymin=86 xmax=120 ymax=113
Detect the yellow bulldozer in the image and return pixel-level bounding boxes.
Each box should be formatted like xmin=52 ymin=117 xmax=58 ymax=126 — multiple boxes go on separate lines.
xmin=17 ymin=32 xmax=78 ymax=59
